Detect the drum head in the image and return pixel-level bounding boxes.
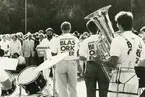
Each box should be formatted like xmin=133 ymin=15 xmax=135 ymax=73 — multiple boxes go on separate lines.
xmin=18 ymin=66 xmax=40 ymax=84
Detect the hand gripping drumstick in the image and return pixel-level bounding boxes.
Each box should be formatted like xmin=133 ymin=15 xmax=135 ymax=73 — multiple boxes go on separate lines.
xmin=34 ymin=52 xmax=69 ymax=72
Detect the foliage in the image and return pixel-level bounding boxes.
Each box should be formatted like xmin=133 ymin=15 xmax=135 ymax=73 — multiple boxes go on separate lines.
xmin=0 ymin=0 xmax=145 ymax=34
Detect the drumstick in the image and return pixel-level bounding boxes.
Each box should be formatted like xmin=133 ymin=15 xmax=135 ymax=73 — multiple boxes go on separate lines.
xmin=34 ymin=52 xmax=69 ymax=72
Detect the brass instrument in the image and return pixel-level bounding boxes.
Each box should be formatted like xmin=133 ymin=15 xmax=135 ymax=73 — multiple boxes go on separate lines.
xmin=84 ymin=5 xmax=114 ymax=81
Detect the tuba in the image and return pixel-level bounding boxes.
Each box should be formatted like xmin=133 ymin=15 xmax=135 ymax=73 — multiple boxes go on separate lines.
xmin=84 ymin=5 xmax=114 ymax=81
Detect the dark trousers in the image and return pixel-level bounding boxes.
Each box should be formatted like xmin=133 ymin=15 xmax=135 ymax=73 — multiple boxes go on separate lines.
xmin=37 ymin=57 xmax=44 ymax=66
xmin=84 ymin=61 xmax=109 ymax=97
xmin=25 ymin=56 xmax=34 ymax=66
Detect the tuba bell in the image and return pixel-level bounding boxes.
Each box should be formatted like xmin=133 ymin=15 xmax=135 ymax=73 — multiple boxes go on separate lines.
xmin=84 ymin=5 xmax=114 ymax=81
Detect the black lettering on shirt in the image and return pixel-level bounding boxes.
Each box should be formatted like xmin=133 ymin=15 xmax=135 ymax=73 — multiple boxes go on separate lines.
xmin=126 ymin=41 xmax=132 ymax=55
xmin=88 ymin=42 xmax=96 ymax=61
xmin=135 ymin=42 xmax=142 ymax=64
xmin=60 ymin=39 xmax=76 ymax=56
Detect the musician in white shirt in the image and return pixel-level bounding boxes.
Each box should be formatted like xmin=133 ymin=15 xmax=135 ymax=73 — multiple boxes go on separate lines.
xmin=0 ymin=49 xmax=12 ymax=96
xmin=101 ymin=11 xmax=145 ymax=97
xmin=51 ymin=21 xmax=79 ymax=97
xmin=79 ymin=21 xmax=109 ymax=97
xmin=37 ymin=28 xmax=56 ymax=96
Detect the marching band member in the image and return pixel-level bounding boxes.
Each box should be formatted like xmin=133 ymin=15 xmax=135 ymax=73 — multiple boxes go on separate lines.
xmin=36 ymin=28 xmax=54 ymax=65
xmin=79 ymin=20 xmax=109 ymax=97
xmin=0 ymin=48 xmax=12 ymax=96
xmin=101 ymin=11 xmax=145 ymax=97
xmin=0 ymin=69 xmax=12 ymax=95
xmin=41 ymin=27 xmax=55 ymax=79
xmin=51 ymin=21 xmax=79 ymax=97
xmin=37 ymin=27 xmax=56 ymax=96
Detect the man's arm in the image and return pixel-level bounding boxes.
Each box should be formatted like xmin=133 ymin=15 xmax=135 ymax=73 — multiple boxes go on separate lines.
xmin=103 ymin=56 xmax=119 ymax=69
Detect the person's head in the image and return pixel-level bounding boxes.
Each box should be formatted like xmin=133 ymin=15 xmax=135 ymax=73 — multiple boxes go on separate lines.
xmin=28 ymin=34 xmax=32 ymax=40
xmin=45 ymin=28 xmax=54 ymax=40
xmin=61 ymin=21 xmax=71 ymax=34
xmin=16 ymin=33 xmax=20 ymax=39
xmin=86 ymin=20 xmax=98 ymax=34
xmin=39 ymin=30 xmax=44 ymax=34
xmin=115 ymin=11 xmax=133 ymax=32
xmin=39 ymin=33 xmax=44 ymax=41
xmin=12 ymin=52 xmax=20 ymax=58
xmin=73 ymin=31 xmax=80 ymax=38
xmin=140 ymin=26 xmax=145 ymax=34
xmin=26 ymin=32 xmax=32 ymax=40
xmin=2 ymin=35 xmax=6 ymax=42
xmin=79 ymin=32 xmax=89 ymax=41
xmin=12 ymin=34 xmax=17 ymax=41
xmin=132 ymin=29 xmax=138 ymax=35
xmin=139 ymin=26 xmax=145 ymax=39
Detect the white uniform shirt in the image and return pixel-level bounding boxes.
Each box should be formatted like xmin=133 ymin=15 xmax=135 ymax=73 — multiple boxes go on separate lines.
xmin=9 ymin=39 xmax=22 ymax=56
xmin=79 ymin=34 xmax=99 ymax=61
xmin=18 ymin=56 xmax=26 ymax=65
xmin=0 ymin=40 xmax=9 ymax=51
xmin=37 ymin=38 xmax=56 ymax=60
xmin=51 ymin=33 xmax=79 ymax=60
xmin=110 ymin=31 xmax=145 ymax=68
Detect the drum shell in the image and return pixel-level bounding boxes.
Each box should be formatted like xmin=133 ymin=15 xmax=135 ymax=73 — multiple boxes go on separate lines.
xmin=18 ymin=66 xmax=47 ymax=95
xmin=1 ymin=81 xmax=16 ymax=96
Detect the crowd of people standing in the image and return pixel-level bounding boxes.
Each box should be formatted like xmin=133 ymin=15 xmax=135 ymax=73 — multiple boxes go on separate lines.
xmin=0 ymin=10 xmax=145 ymax=97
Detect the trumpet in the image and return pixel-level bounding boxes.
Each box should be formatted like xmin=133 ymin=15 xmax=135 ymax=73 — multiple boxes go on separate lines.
xmin=85 ymin=5 xmax=115 ymax=81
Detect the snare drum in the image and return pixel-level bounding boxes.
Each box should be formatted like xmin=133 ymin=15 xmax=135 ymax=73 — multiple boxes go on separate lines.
xmin=17 ymin=66 xmax=47 ymax=95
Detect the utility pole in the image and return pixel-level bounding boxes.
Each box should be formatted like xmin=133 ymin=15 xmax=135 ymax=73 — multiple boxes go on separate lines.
xmin=25 ymin=0 xmax=27 ymax=34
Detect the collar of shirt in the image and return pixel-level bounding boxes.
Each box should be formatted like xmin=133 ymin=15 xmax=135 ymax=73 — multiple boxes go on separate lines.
xmin=121 ymin=31 xmax=134 ymax=36
xmin=61 ymin=33 xmax=71 ymax=36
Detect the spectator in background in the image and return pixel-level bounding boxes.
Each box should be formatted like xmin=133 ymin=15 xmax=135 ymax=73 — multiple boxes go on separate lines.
xmin=0 ymin=35 xmax=10 ymax=57
xmin=73 ymin=31 xmax=80 ymax=39
xmin=139 ymin=26 xmax=145 ymax=43
xmin=79 ymin=32 xmax=89 ymax=42
xmin=11 ymin=52 xmax=26 ymax=74
xmin=53 ymin=33 xmax=59 ymax=38
xmin=22 ymin=33 xmax=34 ymax=66
xmin=9 ymin=34 xmax=22 ymax=56
xmin=17 ymin=32 xmax=23 ymax=45
xmin=34 ymin=32 xmax=40 ymax=66
xmin=39 ymin=33 xmax=45 ymax=42
xmin=39 ymin=30 xmax=44 ymax=34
